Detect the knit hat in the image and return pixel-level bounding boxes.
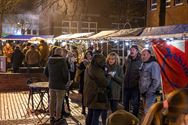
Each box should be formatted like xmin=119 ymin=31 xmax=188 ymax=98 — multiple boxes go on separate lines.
xmin=106 ymin=110 xmax=139 ymax=125
xmin=130 ymin=44 xmax=139 ymax=51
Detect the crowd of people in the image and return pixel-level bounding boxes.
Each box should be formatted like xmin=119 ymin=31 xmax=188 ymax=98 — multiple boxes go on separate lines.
xmin=1 ymin=40 xmax=50 ymax=72
xmin=1 ymin=40 xmax=187 ymax=125
xmin=43 ymin=43 xmax=161 ymax=125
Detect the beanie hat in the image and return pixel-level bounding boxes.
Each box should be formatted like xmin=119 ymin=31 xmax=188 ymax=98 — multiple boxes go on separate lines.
xmin=106 ymin=110 xmax=139 ymax=125
xmin=130 ymin=44 xmax=139 ymax=51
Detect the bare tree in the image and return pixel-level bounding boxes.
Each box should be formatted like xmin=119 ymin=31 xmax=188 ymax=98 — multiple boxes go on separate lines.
xmin=110 ymin=0 xmax=146 ymax=28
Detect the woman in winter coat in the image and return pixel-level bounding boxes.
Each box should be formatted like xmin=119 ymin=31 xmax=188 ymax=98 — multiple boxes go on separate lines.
xmin=84 ymin=54 xmax=109 ymax=125
xmin=106 ymin=52 xmax=124 ymax=112
xmin=76 ymin=51 xmax=93 ymax=114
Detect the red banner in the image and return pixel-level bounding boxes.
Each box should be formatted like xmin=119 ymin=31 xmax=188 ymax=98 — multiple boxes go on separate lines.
xmin=152 ymin=39 xmax=188 ymax=94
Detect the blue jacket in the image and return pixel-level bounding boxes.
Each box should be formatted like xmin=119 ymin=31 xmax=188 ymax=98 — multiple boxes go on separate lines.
xmin=139 ymin=56 xmax=161 ymax=95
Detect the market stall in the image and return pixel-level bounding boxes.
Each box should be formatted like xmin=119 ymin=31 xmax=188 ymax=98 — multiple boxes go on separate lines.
xmin=111 ymin=24 xmax=188 ymax=94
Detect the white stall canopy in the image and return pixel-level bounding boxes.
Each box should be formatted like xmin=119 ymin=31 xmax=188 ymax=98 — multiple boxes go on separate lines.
xmin=65 ymin=32 xmax=95 ymax=40
xmin=54 ymin=34 xmax=72 ymax=40
xmin=88 ymin=30 xmax=118 ymax=40
xmin=108 ymin=28 xmax=143 ymax=37
xmin=112 ymin=24 xmax=188 ymax=40
xmin=55 ymin=32 xmax=95 ymax=40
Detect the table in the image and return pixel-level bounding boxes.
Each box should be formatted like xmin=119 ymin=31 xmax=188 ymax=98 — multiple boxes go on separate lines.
xmin=27 ymin=82 xmax=49 ymax=123
xmin=28 ymin=81 xmax=49 ymax=88
xmin=28 ymin=82 xmax=49 ymax=111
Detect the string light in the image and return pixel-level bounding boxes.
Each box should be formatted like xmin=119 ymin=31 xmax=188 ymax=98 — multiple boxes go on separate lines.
xmin=61 ymin=42 xmax=66 ymax=46
xmin=100 ymin=40 xmax=104 ymax=44
xmin=145 ymin=43 xmax=150 ymax=48
xmin=114 ymin=40 xmax=118 ymax=44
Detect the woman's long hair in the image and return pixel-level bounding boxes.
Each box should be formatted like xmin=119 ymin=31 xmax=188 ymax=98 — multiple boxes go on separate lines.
xmin=141 ymin=89 xmax=188 ymax=125
xmin=106 ymin=52 xmax=120 ymax=65
xmin=165 ymin=89 xmax=188 ymax=124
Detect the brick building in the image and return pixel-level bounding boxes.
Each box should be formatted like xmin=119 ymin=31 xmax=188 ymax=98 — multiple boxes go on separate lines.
xmin=147 ymin=0 xmax=188 ymax=27
xmin=38 ymin=0 xmax=146 ymax=36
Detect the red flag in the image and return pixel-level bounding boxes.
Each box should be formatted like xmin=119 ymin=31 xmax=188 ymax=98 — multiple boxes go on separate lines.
xmin=152 ymin=39 xmax=188 ymax=94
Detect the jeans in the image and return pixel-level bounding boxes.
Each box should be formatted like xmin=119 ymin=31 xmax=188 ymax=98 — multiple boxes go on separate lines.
xmin=86 ymin=108 xmax=107 ymax=125
xmin=123 ymin=87 xmax=140 ymax=116
xmin=49 ymin=89 xmax=65 ymax=119
xmin=143 ymin=93 xmax=156 ymax=113
xmin=110 ymin=99 xmax=118 ymax=112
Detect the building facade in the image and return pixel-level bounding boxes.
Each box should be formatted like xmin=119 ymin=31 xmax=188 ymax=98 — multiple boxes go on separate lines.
xmin=38 ymin=0 xmax=146 ymax=36
xmin=147 ymin=0 xmax=188 ymax=27
xmin=2 ymin=14 xmax=39 ymax=36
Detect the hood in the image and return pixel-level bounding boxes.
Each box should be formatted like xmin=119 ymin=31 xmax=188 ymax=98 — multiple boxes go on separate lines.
xmin=14 ymin=49 xmax=21 ymax=53
xmin=91 ymin=54 xmax=106 ymax=69
xmin=49 ymin=55 xmax=64 ymax=64
xmin=145 ymin=56 xmax=156 ymax=63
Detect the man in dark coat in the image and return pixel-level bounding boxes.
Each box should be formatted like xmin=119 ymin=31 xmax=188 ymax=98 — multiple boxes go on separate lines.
xmin=11 ymin=46 xmax=24 ymax=73
xmin=44 ymin=47 xmax=69 ymax=124
xmin=84 ymin=54 xmax=109 ymax=125
xmin=123 ymin=45 xmax=142 ymax=117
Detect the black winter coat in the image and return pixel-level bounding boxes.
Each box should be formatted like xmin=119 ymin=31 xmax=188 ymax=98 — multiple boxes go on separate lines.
xmin=124 ymin=55 xmax=142 ymax=88
xmin=44 ymin=55 xmax=69 ymax=90
xmin=11 ymin=49 xmax=24 ymax=68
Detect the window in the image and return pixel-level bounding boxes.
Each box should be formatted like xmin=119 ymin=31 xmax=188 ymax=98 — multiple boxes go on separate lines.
xmin=81 ymin=22 xmax=97 ymax=33
xmin=81 ymin=29 xmax=89 ymax=33
xmin=82 ymin=23 xmax=88 ymax=28
xmin=71 ymin=22 xmax=78 ymax=27
xmin=174 ymin=0 xmax=183 ymax=6
xmin=62 ymin=29 xmax=69 ymax=33
xmin=32 ymin=30 xmax=37 ymax=35
xmin=90 ymin=23 xmax=97 ymax=28
xmin=166 ymin=0 xmax=171 ymax=8
xmin=62 ymin=22 xmax=69 ymax=27
xmin=151 ymin=0 xmax=157 ymax=10
xmin=27 ymin=29 xmax=31 ymax=34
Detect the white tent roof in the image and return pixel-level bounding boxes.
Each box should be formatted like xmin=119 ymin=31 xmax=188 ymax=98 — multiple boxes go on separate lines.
xmin=108 ymin=28 xmax=143 ymax=37
xmin=55 ymin=34 xmax=72 ymax=40
xmin=55 ymin=32 xmax=95 ymax=40
xmin=111 ymin=33 xmax=188 ymax=40
xmin=65 ymin=32 xmax=95 ymax=40
xmin=88 ymin=30 xmax=118 ymax=39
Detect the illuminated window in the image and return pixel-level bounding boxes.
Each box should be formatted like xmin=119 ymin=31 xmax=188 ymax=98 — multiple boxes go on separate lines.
xmin=166 ymin=0 xmax=171 ymax=8
xmin=151 ymin=0 xmax=157 ymax=10
xmin=174 ymin=0 xmax=183 ymax=6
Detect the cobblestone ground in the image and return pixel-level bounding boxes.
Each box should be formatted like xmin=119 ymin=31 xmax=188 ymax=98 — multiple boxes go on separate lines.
xmin=0 ymin=91 xmax=85 ymax=125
